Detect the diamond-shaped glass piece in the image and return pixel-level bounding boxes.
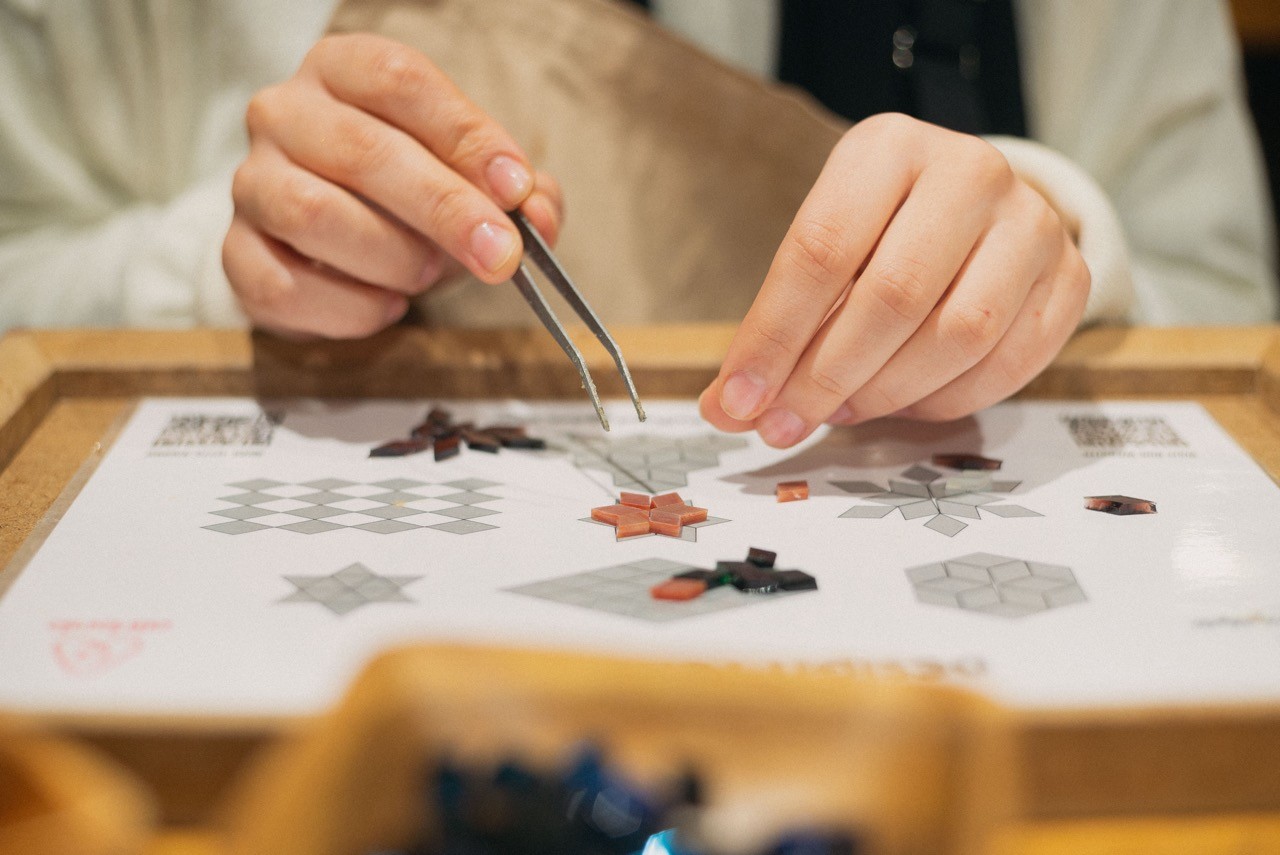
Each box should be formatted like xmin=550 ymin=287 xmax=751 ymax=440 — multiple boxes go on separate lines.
xmin=1084 ymin=495 xmax=1157 ymax=515
xmin=924 ymin=515 xmax=967 ymax=537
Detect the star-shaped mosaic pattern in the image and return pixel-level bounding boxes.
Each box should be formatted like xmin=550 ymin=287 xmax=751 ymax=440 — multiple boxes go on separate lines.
xmin=578 ymin=512 xmax=730 ymax=543
xmin=558 ymin=433 xmax=748 ymax=493
xmin=833 ymin=464 xmax=1040 ymax=536
xmin=280 ymin=563 xmax=420 ymax=616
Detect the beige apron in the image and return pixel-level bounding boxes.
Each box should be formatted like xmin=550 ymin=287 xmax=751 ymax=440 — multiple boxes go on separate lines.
xmin=328 ymin=0 xmax=846 ymax=328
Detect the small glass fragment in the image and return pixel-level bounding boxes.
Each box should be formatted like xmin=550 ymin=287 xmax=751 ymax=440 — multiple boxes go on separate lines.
xmin=775 ymin=570 xmax=818 ymax=591
xmin=674 ymin=569 xmax=729 ymax=589
xmin=652 ymin=549 xmax=816 ymax=601
xmin=500 ymin=435 xmax=546 ymax=450
xmin=731 ymin=565 xmax=780 ymax=593
xmin=932 ymin=453 xmax=1002 ymax=471
xmin=461 ymin=428 xmax=500 ymax=453
xmin=375 ymin=408 xmax=544 ymax=461
xmin=776 ymin=480 xmax=809 ymax=502
xmin=650 ymin=578 xmax=707 ymax=601
xmin=487 ymin=425 xmax=526 ymax=440
xmin=620 ymin=492 xmax=652 ymax=509
xmin=412 ymin=407 xmax=455 ymax=439
xmin=433 ymin=434 xmax=461 ymax=461
xmin=1084 ymin=495 xmax=1157 ymax=515
xmin=369 ymin=438 xmax=431 ymax=458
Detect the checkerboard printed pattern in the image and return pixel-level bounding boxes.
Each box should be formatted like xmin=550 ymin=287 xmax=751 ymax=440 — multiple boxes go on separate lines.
xmin=204 ymin=478 xmax=502 ymax=535
xmin=507 ymin=558 xmax=802 ymax=623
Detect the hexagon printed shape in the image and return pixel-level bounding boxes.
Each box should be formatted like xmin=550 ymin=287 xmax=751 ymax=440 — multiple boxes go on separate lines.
xmin=907 ymin=552 xmax=1086 ymax=618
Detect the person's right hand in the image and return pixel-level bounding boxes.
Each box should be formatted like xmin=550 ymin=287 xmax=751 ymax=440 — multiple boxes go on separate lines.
xmin=223 ymin=33 xmax=563 ymax=339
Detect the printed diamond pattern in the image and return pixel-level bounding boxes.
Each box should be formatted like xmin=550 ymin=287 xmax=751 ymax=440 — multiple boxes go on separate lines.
xmin=907 ymin=552 xmax=1086 ymax=617
xmin=205 ymin=478 xmax=501 ymax=535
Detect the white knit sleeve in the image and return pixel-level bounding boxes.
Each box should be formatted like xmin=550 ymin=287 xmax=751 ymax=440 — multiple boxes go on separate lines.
xmin=988 ymin=135 xmax=1134 ymax=325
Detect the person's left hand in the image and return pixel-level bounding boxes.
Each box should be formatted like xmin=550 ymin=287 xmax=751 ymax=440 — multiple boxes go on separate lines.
xmin=699 ymin=113 xmax=1090 ymax=446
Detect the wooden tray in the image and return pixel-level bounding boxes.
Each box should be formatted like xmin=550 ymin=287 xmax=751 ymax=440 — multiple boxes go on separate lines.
xmin=3 ymin=325 xmax=1280 ymax=843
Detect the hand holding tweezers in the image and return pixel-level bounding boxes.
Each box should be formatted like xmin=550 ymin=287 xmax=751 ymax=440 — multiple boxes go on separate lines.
xmin=509 ymin=210 xmax=645 ymax=431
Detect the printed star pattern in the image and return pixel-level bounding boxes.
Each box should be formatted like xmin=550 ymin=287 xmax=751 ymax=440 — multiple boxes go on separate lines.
xmin=280 ymin=563 xmax=421 ymax=616
xmin=834 ymin=464 xmax=1040 ymax=536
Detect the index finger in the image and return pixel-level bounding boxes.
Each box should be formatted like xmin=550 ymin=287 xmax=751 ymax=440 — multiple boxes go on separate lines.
xmin=709 ymin=127 xmax=914 ymax=423
xmin=304 ymin=34 xmax=536 ymax=211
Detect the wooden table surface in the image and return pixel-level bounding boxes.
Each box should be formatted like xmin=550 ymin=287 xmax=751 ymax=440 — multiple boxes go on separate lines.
xmin=3 ymin=324 xmax=1280 ymax=855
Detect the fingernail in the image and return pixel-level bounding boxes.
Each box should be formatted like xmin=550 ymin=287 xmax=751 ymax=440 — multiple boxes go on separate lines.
xmin=720 ymin=370 xmax=768 ymax=420
xmin=827 ymin=403 xmax=854 ymax=424
xmin=757 ymin=408 xmax=807 ymax=448
xmin=470 ymin=221 xmax=518 ymax=274
xmin=487 ymin=156 xmax=533 ymax=208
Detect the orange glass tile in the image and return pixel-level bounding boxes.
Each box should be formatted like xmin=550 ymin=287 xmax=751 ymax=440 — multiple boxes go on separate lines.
xmin=776 ymin=480 xmax=809 ymax=502
xmin=591 ymin=504 xmax=636 ymax=525
xmin=673 ymin=505 xmax=708 ymax=524
xmin=647 ymin=510 xmax=683 ymax=538
xmin=620 ymin=492 xmax=652 ymax=509
xmin=650 ymin=492 xmax=685 ymax=508
xmin=650 ymin=579 xmax=707 ymax=601
xmin=615 ymin=514 xmax=651 ymax=538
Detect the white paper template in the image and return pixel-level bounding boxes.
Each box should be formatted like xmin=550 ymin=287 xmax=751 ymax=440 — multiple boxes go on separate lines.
xmin=0 ymin=397 xmax=1277 ymax=716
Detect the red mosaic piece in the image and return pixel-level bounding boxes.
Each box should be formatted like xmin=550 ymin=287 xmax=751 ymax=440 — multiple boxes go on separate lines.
xmin=591 ymin=504 xmax=637 ymax=525
xmin=650 ymin=579 xmax=708 ymax=601
xmin=932 ymin=453 xmax=1002 ymax=471
xmin=776 ymin=480 xmax=809 ymax=502
xmin=1084 ymin=495 xmax=1157 ymax=515
xmin=647 ymin=509 xmax=684 ymax=538
xmin=589 ymin=493 xmax=713 ymax=541
xmin=614 ymin=514 xmax=651 ymax=538
xmin=671 ymin=504 xmax=708 ymax=524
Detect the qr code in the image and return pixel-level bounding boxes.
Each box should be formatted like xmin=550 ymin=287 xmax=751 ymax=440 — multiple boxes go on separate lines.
xmin=1061 ymin=416 xmax=1187 ymax=449
xmin=152 ymin=413 xmax=280 ymax=447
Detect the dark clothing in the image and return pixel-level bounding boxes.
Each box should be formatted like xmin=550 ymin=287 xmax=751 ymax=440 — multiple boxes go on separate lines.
xmin=625 ymin=0 xmax=1026 ymax=137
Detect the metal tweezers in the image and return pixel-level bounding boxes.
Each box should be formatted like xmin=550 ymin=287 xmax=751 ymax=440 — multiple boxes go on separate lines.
xmin=509 ymin=210 xmax=645 ymax=431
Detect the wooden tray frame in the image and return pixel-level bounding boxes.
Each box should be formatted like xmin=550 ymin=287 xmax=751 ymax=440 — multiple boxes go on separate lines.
xmin=3 ymin=324 xmax=1280 ymax=836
